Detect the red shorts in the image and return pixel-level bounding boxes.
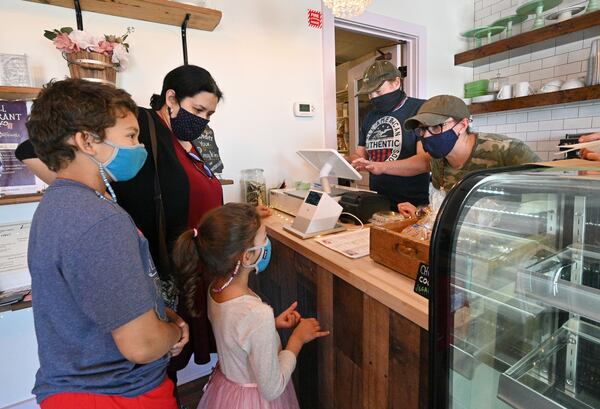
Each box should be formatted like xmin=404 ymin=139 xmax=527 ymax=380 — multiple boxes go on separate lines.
xmin=40 ymin=377 xmax=177 ymax=409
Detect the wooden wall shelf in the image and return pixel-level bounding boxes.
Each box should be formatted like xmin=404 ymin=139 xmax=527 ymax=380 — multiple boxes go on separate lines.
xmin=0 ymin=86 xmax=41 ymax=100
xmin=0 ymin=193 xmax=43 ymax=206
xmin=24 ymin=0 xmax=222 ymax=31
xmin=0 ymin=300 xmax=32 ymax=314
xmin=468 ymin=85 xmax=600 ymax=115
xmin=455 ymin=10 xmax=600 ymax=66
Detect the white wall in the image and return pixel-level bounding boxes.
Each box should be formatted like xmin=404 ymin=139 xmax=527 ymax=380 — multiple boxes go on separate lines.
xmin=368 ymin=0 xmax=475 ymax=98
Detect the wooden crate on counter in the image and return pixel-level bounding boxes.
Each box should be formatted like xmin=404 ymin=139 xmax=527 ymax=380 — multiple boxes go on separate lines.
xmin=370 ymin=219 xmax=430 ymax=280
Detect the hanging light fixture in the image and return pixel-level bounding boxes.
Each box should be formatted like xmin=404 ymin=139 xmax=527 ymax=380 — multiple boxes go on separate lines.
xmin=323 ymin=0 xmax=372 ymax=18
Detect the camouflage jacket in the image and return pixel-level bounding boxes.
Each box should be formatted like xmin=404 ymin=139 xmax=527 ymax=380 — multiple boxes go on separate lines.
xmin=431 ymin=132 xmax=540 ymax=191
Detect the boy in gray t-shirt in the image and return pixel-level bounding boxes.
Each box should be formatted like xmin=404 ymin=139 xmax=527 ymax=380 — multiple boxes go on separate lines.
xmin=26 ymin=79 xmax=188 ymax=407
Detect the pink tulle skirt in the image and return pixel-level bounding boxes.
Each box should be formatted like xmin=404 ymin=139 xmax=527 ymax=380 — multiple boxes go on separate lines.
xmin=197 ymin=367 xmax=300 ymax=409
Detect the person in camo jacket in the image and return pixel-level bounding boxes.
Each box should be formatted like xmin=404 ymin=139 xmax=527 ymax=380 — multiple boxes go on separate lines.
xmin=364 ymin=95 xmax=540 ymax=218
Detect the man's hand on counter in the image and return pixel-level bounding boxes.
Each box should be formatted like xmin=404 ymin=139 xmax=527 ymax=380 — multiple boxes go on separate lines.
xmin=398 ymin=202 xmax=418 ymax=219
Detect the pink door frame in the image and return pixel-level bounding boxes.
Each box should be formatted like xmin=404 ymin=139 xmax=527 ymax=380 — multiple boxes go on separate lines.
xmin=322 ymin=8 xmax=428 ymax=149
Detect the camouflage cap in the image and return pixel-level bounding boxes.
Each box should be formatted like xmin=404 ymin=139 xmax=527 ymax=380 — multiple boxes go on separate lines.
xmin=404 ymin=95 xmax=471 ymax=130
xmin=356 ymin=60 xmax=402 ymax=95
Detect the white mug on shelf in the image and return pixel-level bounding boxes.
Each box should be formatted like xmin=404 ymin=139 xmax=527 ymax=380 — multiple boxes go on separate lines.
xmin=514 ymin=81 xmax=533 ymax=97
xmin=497 ymin=84 xmax=513 ymax=100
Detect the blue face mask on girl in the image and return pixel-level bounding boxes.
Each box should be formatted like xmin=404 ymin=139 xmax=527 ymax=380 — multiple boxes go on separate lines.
xmin=243 ymin=238 xmax=272 ymax=274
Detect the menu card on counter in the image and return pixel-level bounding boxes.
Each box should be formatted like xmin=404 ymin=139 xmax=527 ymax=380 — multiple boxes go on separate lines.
xmin=315 ymin=227 xmax=370 ymax=259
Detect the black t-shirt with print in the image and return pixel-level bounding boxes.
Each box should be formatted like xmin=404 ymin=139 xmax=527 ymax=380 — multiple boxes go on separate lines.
xmin=358 ymin=97 xmax=429 ymax=207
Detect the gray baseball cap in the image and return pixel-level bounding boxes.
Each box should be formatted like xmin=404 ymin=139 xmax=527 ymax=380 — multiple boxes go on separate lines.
xmin=356 ymin=60 xmax=402 ymax=95
xmin=404 ymin=95 xmax=471 ymax=130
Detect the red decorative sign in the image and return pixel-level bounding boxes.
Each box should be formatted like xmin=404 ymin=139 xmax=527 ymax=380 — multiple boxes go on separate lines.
xmin=307 ymin=9 xmax=322 ymax=29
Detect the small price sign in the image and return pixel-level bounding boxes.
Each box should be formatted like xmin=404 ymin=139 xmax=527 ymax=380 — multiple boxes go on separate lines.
xmin=413 ymin=262 xmax=430 ymax=299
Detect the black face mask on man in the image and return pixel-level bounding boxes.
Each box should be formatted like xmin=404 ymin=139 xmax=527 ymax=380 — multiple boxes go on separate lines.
xmin=370 ymin=88 xmax=406 ymax=114
xmin=169 ymin=107 xmax=209 ymax=142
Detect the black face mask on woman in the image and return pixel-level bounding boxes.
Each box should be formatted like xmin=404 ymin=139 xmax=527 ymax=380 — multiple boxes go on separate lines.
xmin=170 ymin=107 xmax=209 ymax=142
xmin=370 ymin=88 xmax=406 ymax=113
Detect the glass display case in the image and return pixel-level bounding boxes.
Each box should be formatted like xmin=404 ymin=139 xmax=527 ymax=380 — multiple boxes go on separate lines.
xmin=430 ymin=165 xmax=600 ymax=409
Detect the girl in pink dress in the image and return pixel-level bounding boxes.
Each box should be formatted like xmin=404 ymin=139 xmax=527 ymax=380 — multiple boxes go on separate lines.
xmin=173 ymin=203 xmax=329 ymax=409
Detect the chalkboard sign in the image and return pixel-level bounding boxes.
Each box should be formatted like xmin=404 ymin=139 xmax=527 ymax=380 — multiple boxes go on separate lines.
xmin=192 ymin=125 xmax=224 ymax=173
xmin=413 ymin=262 xmax=430 ymax=299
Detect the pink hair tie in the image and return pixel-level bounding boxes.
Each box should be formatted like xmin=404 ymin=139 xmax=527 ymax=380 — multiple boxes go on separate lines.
xmin=193 ymin=228 xmax=198 ymax=238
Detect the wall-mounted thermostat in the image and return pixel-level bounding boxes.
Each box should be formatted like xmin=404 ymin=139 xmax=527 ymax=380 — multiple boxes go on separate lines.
xmin=294 ymin=102 xmax=315 ymax=117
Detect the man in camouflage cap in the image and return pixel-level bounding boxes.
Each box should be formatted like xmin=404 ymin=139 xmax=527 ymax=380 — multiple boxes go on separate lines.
xmin=351 ymin=60 xmax=429 ymax=209
xmin=359 ymin=94 xmax=539 ymax=217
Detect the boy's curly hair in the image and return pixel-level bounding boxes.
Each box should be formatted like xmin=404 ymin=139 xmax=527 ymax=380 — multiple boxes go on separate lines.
xmin=26 ymin=78 xmax=137 ymax=171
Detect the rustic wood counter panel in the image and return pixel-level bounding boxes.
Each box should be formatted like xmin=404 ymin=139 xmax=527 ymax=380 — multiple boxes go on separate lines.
xmin=263 ymin=212 xmax=428 ymax=329
xmin=252 ymin=212 xmax=430 ymax=409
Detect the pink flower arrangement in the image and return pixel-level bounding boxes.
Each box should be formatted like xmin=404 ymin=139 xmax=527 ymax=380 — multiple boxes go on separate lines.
xmin=44 ymin=27 xmax=134 ymax=71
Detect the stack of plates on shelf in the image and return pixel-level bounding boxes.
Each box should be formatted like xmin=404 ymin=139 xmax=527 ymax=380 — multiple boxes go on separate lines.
xmin=472 ymin=94 xmax=496 ymax=103
xmin=464 ymin=79 xmax=490 ymax=98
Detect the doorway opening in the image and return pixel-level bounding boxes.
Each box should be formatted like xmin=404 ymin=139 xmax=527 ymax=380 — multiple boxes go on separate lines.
xmin=323 ymin=11 xmax=427 ymax=157
xmin=334 ymin=28 xmax=405 ymax=159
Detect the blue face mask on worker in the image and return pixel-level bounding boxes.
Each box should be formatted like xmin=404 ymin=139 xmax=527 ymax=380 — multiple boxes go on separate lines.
xmin=419 ymin=127 xmax=459 ymax=159
xmin=89 ymin=137 xmax=148 ymax=182
xmin=243 ymin=238 xmax=272 ymax=274
xmin=170 ymin=106 xmax=210 ymax=142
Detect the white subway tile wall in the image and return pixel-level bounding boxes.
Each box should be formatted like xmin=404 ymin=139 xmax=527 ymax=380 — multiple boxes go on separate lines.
xmin=469 ymin=0 xmax=600 ymax=160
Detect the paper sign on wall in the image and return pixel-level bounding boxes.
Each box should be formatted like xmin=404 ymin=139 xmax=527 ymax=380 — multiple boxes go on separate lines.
xmin=0 ymin=100 xmax=37 ymax=194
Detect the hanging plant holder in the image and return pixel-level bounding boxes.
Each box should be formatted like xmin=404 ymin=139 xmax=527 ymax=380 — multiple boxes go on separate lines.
xmin=64 ymin=51 xmax=117 ymax=86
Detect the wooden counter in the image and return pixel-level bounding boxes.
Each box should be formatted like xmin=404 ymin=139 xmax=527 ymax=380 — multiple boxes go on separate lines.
xmin=263 ymin=212 xmax=429 ymax=329
xmin=251 ymin=212 xmax=430 ymax=409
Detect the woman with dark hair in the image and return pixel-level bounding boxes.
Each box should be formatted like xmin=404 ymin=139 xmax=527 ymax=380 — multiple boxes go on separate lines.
xmin=26 ymin=78 xmax=188 ymax=409
xmin=17 ymin=65 xmax=264 ymax=401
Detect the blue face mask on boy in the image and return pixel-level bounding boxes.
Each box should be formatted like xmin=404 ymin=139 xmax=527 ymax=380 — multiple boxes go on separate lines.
xmin=93 ymin=139 xmax=148 ymax=182
xmin=243 ymin=238 xmax=272 ymax=274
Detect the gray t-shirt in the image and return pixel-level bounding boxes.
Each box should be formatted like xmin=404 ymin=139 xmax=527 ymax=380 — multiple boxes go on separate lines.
xmin=28 ymin=179 xmax=169 ymax=403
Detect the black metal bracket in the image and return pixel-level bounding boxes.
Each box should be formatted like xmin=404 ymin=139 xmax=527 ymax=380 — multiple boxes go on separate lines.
xmin=181 ymin=13 xmax=191 ymax=65
xmin=73 ymin=0 xmax=83 ymax=30
xmin=399 ymin=66 xmax=408 ymax=79
xmin=375 ymin=48 xmax=392 ymax=61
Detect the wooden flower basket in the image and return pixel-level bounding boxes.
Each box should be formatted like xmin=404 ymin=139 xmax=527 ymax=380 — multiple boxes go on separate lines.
xmin=65 ymin=51 xmax=116 ymax=86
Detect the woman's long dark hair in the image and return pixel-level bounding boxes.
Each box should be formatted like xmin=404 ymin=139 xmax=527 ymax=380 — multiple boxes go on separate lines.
xmin=150 ymin=65 xmax=223 ymax=110
xmin=173 ymin=203 xmax=260 ymax=317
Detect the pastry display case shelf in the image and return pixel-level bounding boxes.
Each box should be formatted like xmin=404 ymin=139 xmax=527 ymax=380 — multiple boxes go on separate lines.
xmin=468 ymin=84 xmax=600 ymax=114
xmin=23 ymin=0 xmax=222 ymax=31
xmin=455 ymin=10 xmax=600 ymax=66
